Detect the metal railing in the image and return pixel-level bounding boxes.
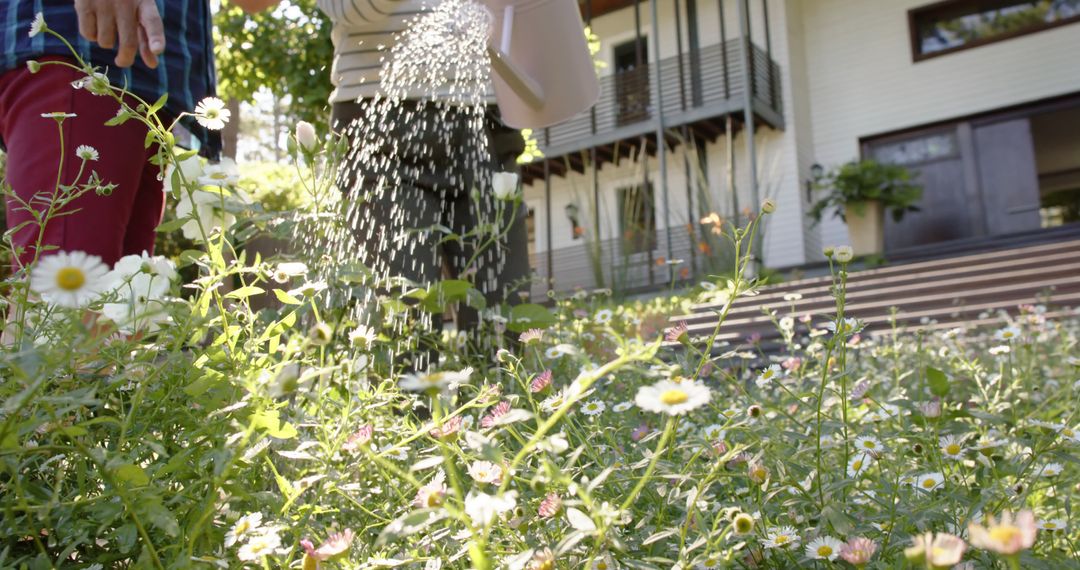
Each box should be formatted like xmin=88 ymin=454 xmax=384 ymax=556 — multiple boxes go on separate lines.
xmin=540 ymin=38 xmax=783 ymax=156
xmin=526 ymin=224 xmax=738 ymax=298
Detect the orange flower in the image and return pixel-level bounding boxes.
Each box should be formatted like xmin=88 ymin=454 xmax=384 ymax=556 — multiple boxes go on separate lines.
xmin=655 ymin=256 xmax=666 ymax=266
xmin=698 ymin=241 xmax=712 ymax=255
xmin=679 ymin=267 xmax=690 ymax=279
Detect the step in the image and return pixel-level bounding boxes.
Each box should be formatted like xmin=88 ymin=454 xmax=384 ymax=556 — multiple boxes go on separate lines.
xmin=685 ymin=240 xmax=1080 ymax=314
xmin=676 ymin=259 xmax=1080 ymax=325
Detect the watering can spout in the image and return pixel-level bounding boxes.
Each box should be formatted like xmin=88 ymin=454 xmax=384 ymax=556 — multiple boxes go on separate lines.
xmin=483 ymin=0 xmax=600 ymax=130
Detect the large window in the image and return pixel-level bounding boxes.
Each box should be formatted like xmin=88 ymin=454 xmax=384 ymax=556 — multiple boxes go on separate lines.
xmin=910 ymin=0 xmax=1080 ymax=60
xmin=617 ymin=183 xmax=657 ymax=255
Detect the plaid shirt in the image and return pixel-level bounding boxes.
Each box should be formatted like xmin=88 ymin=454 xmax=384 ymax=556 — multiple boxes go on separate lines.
xmin=2 ymin=0 xmax=220 ymax=156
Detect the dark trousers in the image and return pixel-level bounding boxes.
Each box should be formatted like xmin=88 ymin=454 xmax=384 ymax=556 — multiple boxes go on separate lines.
xmin=331 ymin=99 xmax=531 ymax=332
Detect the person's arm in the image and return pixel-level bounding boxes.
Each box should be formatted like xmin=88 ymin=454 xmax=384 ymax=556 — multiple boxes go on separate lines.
xmin=316 ymin=0 xmax=406 ymax=27
xmin=229 ymin=0 xmax=283 ymax=14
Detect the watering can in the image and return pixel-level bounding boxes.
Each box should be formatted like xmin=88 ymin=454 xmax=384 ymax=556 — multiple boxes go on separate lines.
xmin=484 ymin=0 xmax=600 ymax=129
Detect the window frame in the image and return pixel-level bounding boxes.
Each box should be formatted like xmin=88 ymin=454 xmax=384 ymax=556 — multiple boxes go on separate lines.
xmin=908 ymin=0 xmax=1080 ymax=62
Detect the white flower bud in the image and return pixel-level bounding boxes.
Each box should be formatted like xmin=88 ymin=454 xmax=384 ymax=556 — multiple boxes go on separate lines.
xmin=295 ymin=121 xmax=318 ymax=151
xmin=834 ymin=246 xmax=854 ymax=263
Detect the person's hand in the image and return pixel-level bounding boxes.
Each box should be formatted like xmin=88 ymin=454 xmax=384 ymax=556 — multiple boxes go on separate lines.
xmin=74 ymin=0 xmax=165 ymax=69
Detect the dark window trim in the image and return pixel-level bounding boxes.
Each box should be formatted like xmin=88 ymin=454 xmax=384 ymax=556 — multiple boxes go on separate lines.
xmin=908 ymin=0 xmax=1080 ymax=62
xmin=859 ymin=91 xmax=1080 ymax=150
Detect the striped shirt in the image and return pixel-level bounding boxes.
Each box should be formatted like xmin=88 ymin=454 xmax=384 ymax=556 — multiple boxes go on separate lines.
xmin=1 ymin=0 xmax=220 ymax=156
xmin=317 ymin=0 xmax=492 ymax=103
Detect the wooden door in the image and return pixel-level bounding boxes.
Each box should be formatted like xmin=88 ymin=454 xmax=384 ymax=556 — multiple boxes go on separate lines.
xmin=973 ymin=118 xmax=1043 ymax=235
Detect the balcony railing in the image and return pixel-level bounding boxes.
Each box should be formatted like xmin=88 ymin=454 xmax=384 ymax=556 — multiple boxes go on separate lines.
xmin=526 ymin=224 xmax=738 ymax=298
xmin=537 ymin=38 xmax=784 ymax=158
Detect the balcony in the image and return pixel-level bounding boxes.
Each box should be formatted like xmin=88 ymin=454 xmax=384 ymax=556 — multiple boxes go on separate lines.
xmin=521 ymin=38 xmax=784 ymax=182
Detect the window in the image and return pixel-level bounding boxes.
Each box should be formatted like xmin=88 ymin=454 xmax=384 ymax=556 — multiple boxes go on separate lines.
xmin=870 ymin=131 xmax=959 ymax=166
xmin=618 ymin=183 xmax=657 ymax=254
xmin=910 ymin=0 xmax=1080 ymax=60
xmin=613 ymin=38 xmax=651 ymax=126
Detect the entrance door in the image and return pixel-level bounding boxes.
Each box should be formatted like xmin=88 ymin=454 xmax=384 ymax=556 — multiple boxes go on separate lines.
xmin=973 ymin=118 xmax=1043 ymax=235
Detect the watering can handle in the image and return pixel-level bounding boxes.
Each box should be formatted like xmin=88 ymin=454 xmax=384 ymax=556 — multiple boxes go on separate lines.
xmin=487 ymin=5 xmax=546 ymax=109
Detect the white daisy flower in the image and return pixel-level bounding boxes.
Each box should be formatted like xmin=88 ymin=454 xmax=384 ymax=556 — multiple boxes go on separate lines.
xmin=224 ymin=512 xmax=263 ymax=547
xmin=467 ymin=460 xmax=503 ymax=484
xmin=349 ymin=325 xmax=377 ymax=349
xmin=755 ymin=364 xmax=783 ymax=388
xmin=824 ymin=317 xmax=861 ymax=335
xmin=805 ymin=536 xmax=843 ymax=561
xmin=940 ymin=435 xmax=966 ymax=460
xmin=914 ymin=472 xmax=945 ymax=492
xmin=382 ymin=446 xmax=408 ymax=461
xmin=1037 ymin=463 xmax=1064 ymax=477
xmin=464 ymin=490 xmax=517 ymax=527
xmin=29 ymin=12 xmax=45 ymax=37
xmin=581 ymin=400 xmax=606 ymax=416
xmin=107 ymin=252 xmax=177 ymax=295
xmin=30 ymin=251 xmax=109 ymax=308
xmin=75 ymin=145 xmax=99 ymax=162
xmin=988 ymin=345 xmax=1011 ymax=356
xmin=763 ymin=526 xmax=800 ymax=549
xmin=594 ymin=309 xmax=613 ymax=324
xmin=612 ymin=401 xmax=633 ymax=413
xmin=847 ymin=453 xmax=872 ymax=478
xmin=994 ymin=326 xmax=1021 ymax=342
xmin=272 ymin=261 xmax=308 ymax=283
xmin=102 ymin=273 xmax=173 ymax=333
xmin=1037 ymin=518 xmax=1066 ymax=532
xmin=635 ymin=379 xmax=711 ymax=416
xmin=236 ymin=527 xmax=282 ymax=560
xmin=853 ymin=435 xmax=883 ymax=454
xmin=693 ymin=554 xmax=723 ymax=569
xmin=399 ymin=369 xmax=471 ymax=393
xmin=193 ymin=96 xmax=230 ymax=130
xmin=41 ymin=112 xmax=77 ymax=120
xmin=175 ymin=188 xmax=237 ymax=241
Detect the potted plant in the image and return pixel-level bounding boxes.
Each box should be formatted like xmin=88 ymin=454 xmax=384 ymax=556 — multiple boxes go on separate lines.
xmin=808 ymin=159 xmax=922 ymax=256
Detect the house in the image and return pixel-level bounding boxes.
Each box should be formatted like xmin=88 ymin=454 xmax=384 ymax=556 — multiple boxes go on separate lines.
xmin=518 ymin=0 xmax=1080 ymax=298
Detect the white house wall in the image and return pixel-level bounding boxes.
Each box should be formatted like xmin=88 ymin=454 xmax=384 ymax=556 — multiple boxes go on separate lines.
xmin=799 ymin=0 xmax=1080 ymax=251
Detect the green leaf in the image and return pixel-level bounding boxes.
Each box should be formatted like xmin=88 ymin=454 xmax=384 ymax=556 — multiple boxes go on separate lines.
xmin=148 ymin=93 xmax=169 ymax=114
xmin=508 ymin=304 xmax=557 ymax=332
xmin=926 ymin=366 xmax=949 ymax=397
xmin=225 ymin=286 xmax=265 ymax=300
xmin=155 ymin=217 xmax=188 ymax=233
xmin=113 ymin=463 xmax=150 ymax=487
xmin=273 ymin=289 xmax=302 ymax=305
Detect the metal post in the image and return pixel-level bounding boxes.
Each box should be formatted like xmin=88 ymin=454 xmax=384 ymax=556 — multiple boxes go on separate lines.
xmin=674 ymin=0 xmax=687 ymax=112
xmin=737 ymin=0 xmax=761 ymax=267
xmin=687 ymin=0 xmax=703 ymax=106
xmin=650 ymin=0 xmax=673 ymax=281
xmin=684 ymin=124 xmax=696 ymax=277
xmin=762 ymin=0 xmax=777 ymax=109
xmin=727 ymin=114 xmax=738 ymax=220
xmin=719 ymin=0 xmax=730 ymax=100
xmin=737 ymin=0 xmax=759 ymax=214
xmin=545 ymin=160 xmax=553 ymax=294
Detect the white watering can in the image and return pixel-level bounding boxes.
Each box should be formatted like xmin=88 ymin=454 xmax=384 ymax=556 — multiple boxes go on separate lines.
xmin=484 ymin=0 xmax=601 ymax=129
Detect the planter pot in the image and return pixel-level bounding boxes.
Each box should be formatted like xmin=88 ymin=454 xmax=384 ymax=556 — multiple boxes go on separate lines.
xmin=845 ymin=200 xmax=884 ymax=256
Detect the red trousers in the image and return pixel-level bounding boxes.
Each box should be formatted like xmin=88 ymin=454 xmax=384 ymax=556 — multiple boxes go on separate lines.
xmin=0 ymin=57 xmax=164 ymax=270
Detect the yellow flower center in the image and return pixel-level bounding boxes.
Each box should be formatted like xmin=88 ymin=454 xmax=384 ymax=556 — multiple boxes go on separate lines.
xmin=922 ymin=478 xmax=937 ymax=489
xmin=703 ymin=559 xmax=718 ymax=568
xmin=1063 ymin=428 xmax=1074 ymax=437
xmin=55 ymin=267 xmax=86 ymax=291
xmin=536 ymin=561 xmax=554 ymax=570
xmin=852 ymin=460 xmax=863 ymax=471
xmin=989 ymin=525 xmax=1020 ymax=544
xmin=946 ymin=444 xmax=961 ymax=455
xmin=235 ymin=521 xmax=250 ymax=535
xmin=735 ymin=517 xmax=752 ymax=533
xmin=596 ymin=563 xmax=608 ymax=570
xmin=863 ymin=441 xmax=876 ymax=449
xmin=817 ymin=545 xmax=833 ymax=557
xmin=774 ymin=535 xmax=790 ymax=545
xmin=1044 ymin=522 xmax=1057 ymax=529
xmin=660 ymin=389 xmax=689 ymax=405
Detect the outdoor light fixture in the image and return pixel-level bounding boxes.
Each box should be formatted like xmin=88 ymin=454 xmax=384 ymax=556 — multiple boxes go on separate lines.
xmin=565 ymin=202 xmax=582 ymax=239
xmin=806 ymin=163 xmax=824 ymax=203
